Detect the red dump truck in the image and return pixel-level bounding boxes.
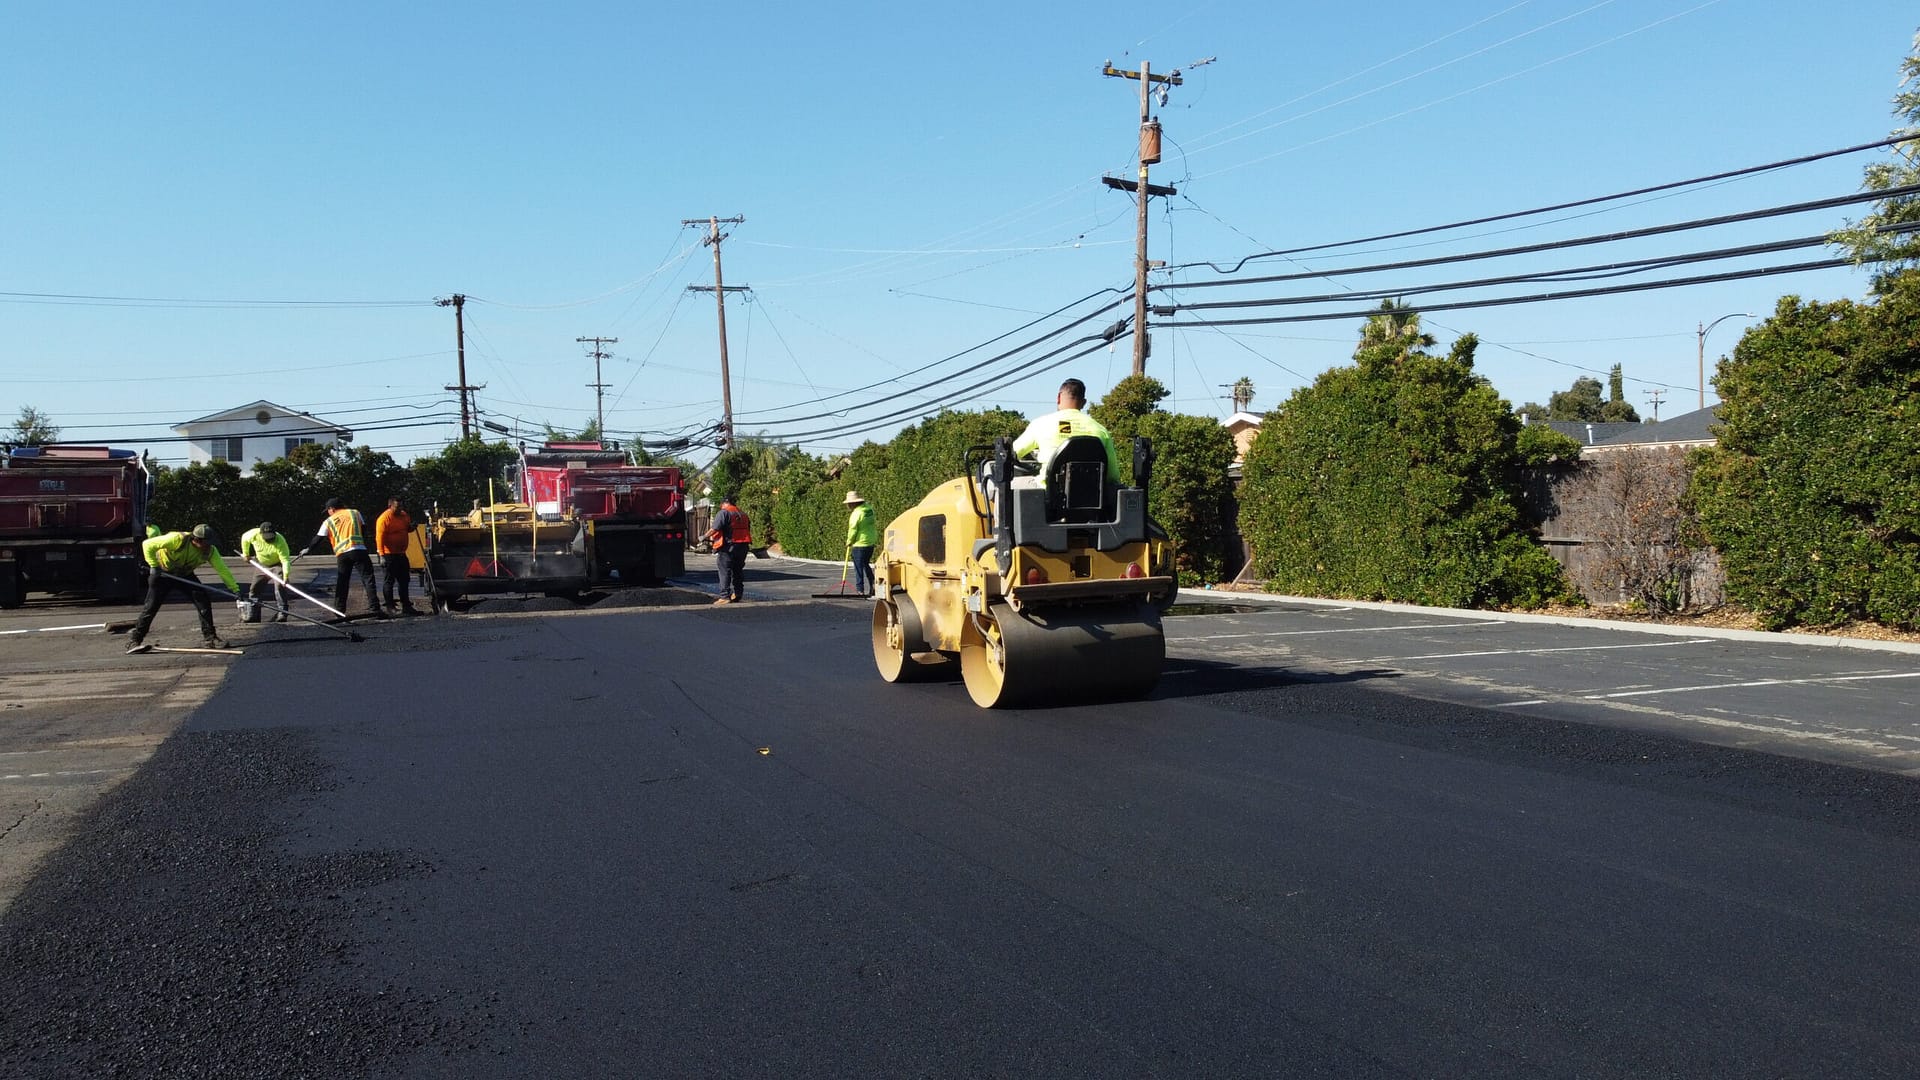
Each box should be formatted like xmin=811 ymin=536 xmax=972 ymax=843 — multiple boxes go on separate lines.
xmin=0 ymin=446 xmax=152 ymax=607
xmin=517 ymin=443 xmax=688 ymax=586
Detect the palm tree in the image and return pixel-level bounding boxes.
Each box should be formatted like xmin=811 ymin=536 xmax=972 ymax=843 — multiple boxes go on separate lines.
xmin=1357 ymin=298 xmax=1436 ymax=362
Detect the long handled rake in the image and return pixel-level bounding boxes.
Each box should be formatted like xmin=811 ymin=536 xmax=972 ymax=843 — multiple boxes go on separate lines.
xmin=165 ymin=568 xmax=365 ymax=643
xmin=811 ymin=544 xmax=864 ymax=599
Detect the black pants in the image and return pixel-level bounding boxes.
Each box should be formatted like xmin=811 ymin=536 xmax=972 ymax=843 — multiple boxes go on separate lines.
xmin=381 ymin=553 xmax=413 ymax=607
xmin=716 ymin=543 xmax=749 ymax=600
xmin=132 ymin=570 xmax=216 ymax=644
xmin=334 ymin=550 xmax=381 ymax=613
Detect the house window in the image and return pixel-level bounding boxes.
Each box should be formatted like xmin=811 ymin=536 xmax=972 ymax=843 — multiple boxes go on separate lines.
xmin=285 ymin=437 xmax=317 ymax=455
xmin=211 ymin=437 xmax=244 ymax=462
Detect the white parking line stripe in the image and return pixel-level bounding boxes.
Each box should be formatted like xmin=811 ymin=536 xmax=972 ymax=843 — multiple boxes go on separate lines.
xmin=1586 ymin=671 xmax=1920 ymax=700
xmin=1182 ymin=620 xmax=1501 ymax=642
xmin=1331 ymin=638 xmax=1716 ymax=664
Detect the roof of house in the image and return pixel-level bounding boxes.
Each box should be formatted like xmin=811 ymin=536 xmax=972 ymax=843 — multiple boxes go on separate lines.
xmin=1592 ymin=405 xmax=1721 ymax=447
xmin=1536 ymin=419 xmax=1643 ymax=446
xmin=170 ymin=399 xmax=348 ymax=435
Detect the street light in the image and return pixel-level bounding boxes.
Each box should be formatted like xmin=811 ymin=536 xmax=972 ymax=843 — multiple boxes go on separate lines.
xmin=1697 ymin=313 xmax=1752 ymax=410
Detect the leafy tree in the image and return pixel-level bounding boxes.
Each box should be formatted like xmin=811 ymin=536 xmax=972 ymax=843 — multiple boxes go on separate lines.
xmin=1136 ymin=411 xmax=1236 ymax=582
xmin=409 ymin=437 xmax=519 ymax=517
xmin=1833 ymin=32 xmax=1920 ymax=290
xmin=6 ymin=405 xmax=59 ymax=448
xmin=147 ymin=460 xmax=254 ymax=551
xmin=542 ymin=418 xmax=601 ymax=445
xmin=1089 ymin=374 xmax=1168 ymax=432
xmin=1239 ymin=316 xmax=1570 ymax=608
xmin=1691 ymin=274 xmax=1920 ymax=630
xmin=1547 ymin=376 xmax=1606 ymax=421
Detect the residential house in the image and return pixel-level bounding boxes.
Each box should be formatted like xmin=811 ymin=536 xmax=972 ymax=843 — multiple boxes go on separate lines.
xmin=171 ymin=400 xmax=351 ymax=472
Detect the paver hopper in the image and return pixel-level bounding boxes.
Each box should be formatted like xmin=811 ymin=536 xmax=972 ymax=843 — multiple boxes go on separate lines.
xmin=421 ymin=499 xmax=591 ymax=605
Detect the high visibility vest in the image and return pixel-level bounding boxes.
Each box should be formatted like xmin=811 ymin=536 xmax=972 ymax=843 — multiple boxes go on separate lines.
xmin=324 ymin=509 xmax=367 ymax=554
xmin=710 ymin=505 xmax=752 ymax=545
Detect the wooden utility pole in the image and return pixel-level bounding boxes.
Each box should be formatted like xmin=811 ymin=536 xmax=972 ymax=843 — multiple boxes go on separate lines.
xmin=575 ymin=335 xmax=618 ymax=443
xmin=1103 ymin=58 xmax=1208 ymax=376
xmin=683 ymin=215 xmax=748 ymax=448
xmin=436 ymin=293 xmax=481 ymax=438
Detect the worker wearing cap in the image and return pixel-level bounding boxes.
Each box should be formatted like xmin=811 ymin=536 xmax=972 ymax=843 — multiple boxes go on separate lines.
xmin=239 ymin=521 xmax=295 ymax=623
xmin=844 ymin=490 xmax=878 ymax=598
xmin=704 ymin=495 xmax=751 ymax=605
xmin=127 ymin=524 xmax=240 ymax=654
xmin=1011 ymin=377 xmax=1120 ymax=478
xmin=373 ymin=496 xmax=421 ymax=615
xmin=302 ymin=497 xmax=386 ymax=617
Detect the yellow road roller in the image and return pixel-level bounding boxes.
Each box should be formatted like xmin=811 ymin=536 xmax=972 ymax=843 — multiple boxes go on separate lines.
xmin=871 ymin=435 xmax=1176 ymax=708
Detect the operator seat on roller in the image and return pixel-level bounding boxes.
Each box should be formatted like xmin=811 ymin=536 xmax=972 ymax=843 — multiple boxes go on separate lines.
xmin=1043 ymin=436 xmax=1118 ymax=524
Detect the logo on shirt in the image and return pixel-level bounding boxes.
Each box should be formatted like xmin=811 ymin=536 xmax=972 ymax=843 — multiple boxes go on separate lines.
xmin=1057 ymin=420 xmax=1072 ymax=435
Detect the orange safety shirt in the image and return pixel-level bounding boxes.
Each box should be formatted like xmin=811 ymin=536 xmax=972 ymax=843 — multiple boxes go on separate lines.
xmin=374 ymin=507 xmax=412 ymax=556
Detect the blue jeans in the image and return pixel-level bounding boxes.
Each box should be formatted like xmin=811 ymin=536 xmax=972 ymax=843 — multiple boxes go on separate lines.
xmin=850 ymin=545 xmax=874 ymax=595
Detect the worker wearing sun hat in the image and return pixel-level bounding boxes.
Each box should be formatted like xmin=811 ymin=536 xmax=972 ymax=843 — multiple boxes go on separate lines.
xmin=844 ymin=490 xmax=878 ymax=598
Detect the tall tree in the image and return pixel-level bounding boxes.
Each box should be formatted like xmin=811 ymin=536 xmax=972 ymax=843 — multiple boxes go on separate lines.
xmin=1600 ymin=363 xmax=1640 ymax=422
xmin=1356 ymin=298 xmax=1436 ymax=363
xmin=1833 ymin=32 xmax=1920 ymax=290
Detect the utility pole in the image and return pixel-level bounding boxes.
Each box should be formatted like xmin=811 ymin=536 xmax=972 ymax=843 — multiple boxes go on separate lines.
xmin=683 ymin=215 xmax=748 ymax=449
xmin=575 ymin=335 xmax=618 ymax=444
xmin=436 ymin=293 xmax=481 ymax=439
xmin=1644 ymin=388 xmax=1667 ymax=422
xmin=1102 ymin=57 xmax=1211 ymax=376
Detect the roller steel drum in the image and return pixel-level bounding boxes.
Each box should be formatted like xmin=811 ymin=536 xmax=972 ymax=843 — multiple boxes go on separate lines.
xmin=871 ymin=597 xmax=955 ymax=683
xmin=961 ymin=601 xmax=1163 ymax=709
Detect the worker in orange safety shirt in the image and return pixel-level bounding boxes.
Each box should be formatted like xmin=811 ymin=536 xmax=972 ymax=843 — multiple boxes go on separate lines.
xmin=374 ymin=496 xmax=422 ymax=615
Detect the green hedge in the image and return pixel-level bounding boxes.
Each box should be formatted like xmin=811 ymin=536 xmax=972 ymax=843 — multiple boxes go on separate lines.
xmin=1691 ymin=275 xmax=1920 ymax=630
xmin=1238 ymin=345 xmax=1570 ymax=608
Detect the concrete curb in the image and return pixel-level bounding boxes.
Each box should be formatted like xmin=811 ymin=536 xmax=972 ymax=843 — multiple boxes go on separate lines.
xmin=1180 ymin=588 xmax=1920 ymax=656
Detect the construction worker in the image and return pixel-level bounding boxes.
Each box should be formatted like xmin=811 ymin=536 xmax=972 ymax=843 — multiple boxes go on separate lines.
xmin=238 ymin=521 xmax=295 ymax=622
xmin=302 ymin=497 xmax=386 ymax=617
xmin=704 ymin=494 xmax=751 ymax=605
xmin=1012 ymin=377 xmax=1120 ymax=478
xmin=844 ymin=490 xmax=878 ymax=598
xmin=127 ymin=524 xmax=240 ymax=653
xmin=374 ymin=496 xmax=421 ymax=615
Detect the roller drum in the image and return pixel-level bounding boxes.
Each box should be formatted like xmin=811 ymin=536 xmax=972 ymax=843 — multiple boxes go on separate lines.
xmin=962 ymin=601 xmax=1163 ymax=709
xmin=872 ymin=596 xmax=955 ymax=683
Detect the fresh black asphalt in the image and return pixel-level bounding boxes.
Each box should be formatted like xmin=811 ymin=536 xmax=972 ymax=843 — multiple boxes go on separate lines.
xmin=3 ymin=577 xmax=1917 ymax=1077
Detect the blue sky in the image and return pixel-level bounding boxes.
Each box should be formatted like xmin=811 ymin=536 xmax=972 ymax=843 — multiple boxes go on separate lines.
xmin=4 ymin=1 xmax=1915 ymax=466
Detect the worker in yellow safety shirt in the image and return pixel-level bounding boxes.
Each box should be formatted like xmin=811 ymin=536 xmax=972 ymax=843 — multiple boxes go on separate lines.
xmin=844 ymin=490 xmax=878 ymax=598
xmin=1012 ymin=377 xmax=1120 ymax=478
xmin=127 ymin=524 xmax=240 ymax=653
xmin=301 ymin=497 xmax=386 ymax=617
xmin=239 ymin=521 xmax=296 ymax=623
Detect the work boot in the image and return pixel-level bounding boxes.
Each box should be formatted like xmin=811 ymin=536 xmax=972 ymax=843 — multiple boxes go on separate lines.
xmin=126 ymin=640 xmax=152 ymax=655
xmin=204 ymin=635 xmax=228 ymax=650
xmin=711 ymin=596 xmax=733 ymax=605
xmin=401 ymin=605 xmax=423 ymax=616
xmin=272 ymin=609 xmax=288 ymax=622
